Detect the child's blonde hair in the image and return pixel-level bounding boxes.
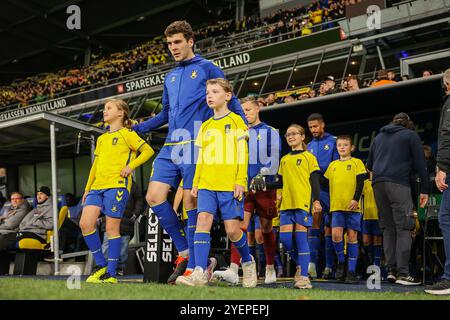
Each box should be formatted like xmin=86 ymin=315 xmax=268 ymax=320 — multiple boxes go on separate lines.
xmin=287 ymin=123 xmax=307 ymax=150
xmin=105 ymin=98 xmax=133 ymax=129
xmin=206 ymin=78 xmax=234 ymax=95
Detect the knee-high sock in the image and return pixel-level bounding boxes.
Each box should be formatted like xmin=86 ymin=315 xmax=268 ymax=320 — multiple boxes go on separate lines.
xmin=83 ymin=229 xmax=107 ymax=268
xmin=230 ymin=228 xmax=247 ymax=266
xmin=280 ymin=231 xmax=297 ymax=265
xmin=194 ymin=231 xmax=211 ymax=271
xmin=256 ymin=243 xmax=266 ymax=268
xmin=151 ymin=201 xmax=188 ymax=254
xmin=186 ymin=209 xmax=197 ymax=270
xmin=232 ymin=232 xmax=251 ymax=263
xmin=373 ymin=245 xmax=382 ymax=267
xmin=308 ymin=228 xmax=320 ymax=265
xmin=347 ymin=241 xmax=359 ymax=272
xmin=107 ymin=236 xmax=121 ymax=277
xmin=262 ymin=231 xmax=276 ymax=266
xmin=333 ymin=240 xmax=345 ymax=263
xmin=295 ymin=230 xmax=310 ymax=277
xmin=364 ymin=244 xmax=374 ymax=265
xmin=325 ymin=235 xmax=334 ymax=269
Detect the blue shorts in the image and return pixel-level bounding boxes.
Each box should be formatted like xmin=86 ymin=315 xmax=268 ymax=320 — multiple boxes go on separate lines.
xmin=331 ymin=211 xmax=362 ymax=232
xmin=247 ymin=215 xmax=261 ymax=233
xmin=150 ymin=142 xmax=197 ymax=190
xmin=197 ymin=190 xmax=244 ymax=221
xmin=319 ymin=190 xmax=331 ymax=229
xmin=280 ymin=209 xmax=312 ymax=227
xmin=362 ymin=219 xmax=382 ymax=236
xmin=85 ymin=188 xmax=129 ymax=218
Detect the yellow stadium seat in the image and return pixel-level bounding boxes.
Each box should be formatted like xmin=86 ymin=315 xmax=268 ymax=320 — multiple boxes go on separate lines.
xmin=18 ymin=206 xmax=68 ymax=250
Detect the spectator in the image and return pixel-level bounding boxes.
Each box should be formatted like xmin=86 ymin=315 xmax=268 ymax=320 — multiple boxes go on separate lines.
xmin=0 ymin=192 xmax=31 ymax=235
xmin=0 ymin=186 xmax=54 ymax=251
xmin=367 ymin=113 xmax=429 ymax=285
xmin=309 ymin=88 xmax=317 ymax=98
xmin=0 ymin=168 xmax=6 ymax=199
xmin=341 ymin=75 xmax=361 ymax=92
xmin=387 ymin=71 xmax=397 ymax=82
xmin=265 ymin=93 xmax=277 ymax=106
xmin=371 ymin=69 xmax=397 ymax=87
xmin=101 ymin=182 xmax=145 ymax=276
xmin=284 ymin=95 xmax=296 ymax=103
xmin=422 ymin=70 xmax=433 ymax=77
xmin=425 ymin=68 xmax=450 ymax=295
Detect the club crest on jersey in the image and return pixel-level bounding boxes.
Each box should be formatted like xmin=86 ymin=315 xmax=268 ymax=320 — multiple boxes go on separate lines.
xmin=257 ymin=134 xmax=262 ymax=140
xmin=347 ymin=165 xmax=352 ymax=170
xmin=324 ymin=144 xmax=330 ymax=150
xmin=190 ymin=70 xmax=198 ymax=79
xmin=112 ymin=137 xmax=118 ymax=145
xmin=296 ymin=159 xmax=302 ymax=166
xmin=111 ymin=206 xmax=117 ymax=213
xmin=225 ymin=124 xmax=231 ymax=133
xmin=171 ymin=76 xmax=176 ymax=83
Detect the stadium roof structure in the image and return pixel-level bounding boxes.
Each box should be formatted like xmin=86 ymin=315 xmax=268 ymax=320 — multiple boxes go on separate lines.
xmin=0 ymin=111 xmax=103 ymax=166
xmin=0 ymin=0 xmax=241 ymax=84
xmin=0 ymin=112 xmax=103 ymax=274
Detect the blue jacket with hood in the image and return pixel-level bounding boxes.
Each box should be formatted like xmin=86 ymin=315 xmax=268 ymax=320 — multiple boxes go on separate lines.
xmin=133 ymin=55 xmax=245 ymax=143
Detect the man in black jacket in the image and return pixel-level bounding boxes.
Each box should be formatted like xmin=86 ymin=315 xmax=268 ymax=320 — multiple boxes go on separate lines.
xmin=367 ymin=113 xmax=429 ymax=285
xmin=425 ymin=69 xmax=450 ymax=295
xmin=101 ymin=182 xmax=145 ymax=275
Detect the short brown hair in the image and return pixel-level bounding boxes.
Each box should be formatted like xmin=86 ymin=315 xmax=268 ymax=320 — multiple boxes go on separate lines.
xmin=337 ymin=134 xmax=353 ymax=145
xmin=165 ymin=21 xmax=194 ymax=41
xmin=206 ymin=78 xmax=234 ymax=94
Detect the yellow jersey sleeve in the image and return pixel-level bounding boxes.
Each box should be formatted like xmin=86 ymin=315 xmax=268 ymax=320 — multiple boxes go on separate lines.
xmin=236 ymin=116 xmax=249 ymax=141
xmin=324 ymin=161 xmax=334 ymax=180
xmin=355 ymin=158 xmax=367 ymax=176
xmin=309 ymin=153 xmax=321 ymax=174
xmin=122 ymin=129 xmax=147 ymax=152
xmin=278 ymin=156 xmax=285 ymax=176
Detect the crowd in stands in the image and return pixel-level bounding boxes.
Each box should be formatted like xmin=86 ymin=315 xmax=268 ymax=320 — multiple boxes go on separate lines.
xmin=0 ymin=0 xmax=365 ymax=110
xmin=254 ymin=69 xmax=436 ymax=107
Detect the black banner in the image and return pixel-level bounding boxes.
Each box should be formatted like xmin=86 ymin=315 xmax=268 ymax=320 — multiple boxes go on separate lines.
xmin=143 ymin=210 xmax=175 ymax=283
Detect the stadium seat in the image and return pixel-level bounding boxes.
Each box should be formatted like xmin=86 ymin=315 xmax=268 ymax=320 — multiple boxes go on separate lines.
xmin=13 ymin=206 xmax=68 ymax=275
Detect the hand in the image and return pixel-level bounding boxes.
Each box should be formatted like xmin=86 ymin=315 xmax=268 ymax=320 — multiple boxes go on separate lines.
xmin=82 ymin=191 xmax=89 ymax=204
xmin=191 ymin=187 xmax=198 ymax=198
xmin=312 ymin=200 xmax=322 ymax=215
xmin=419 ymin=193 xmax=429 ymax=208
xmin=120 ymin=166 xmax=133 ymax=178
xmin=348 ymin=200 xmax=359 ymax=210
xmin=234 ymin=184 xmax=245 ymax=200
xmin=435 ymin=169 xmax=448 ymax=192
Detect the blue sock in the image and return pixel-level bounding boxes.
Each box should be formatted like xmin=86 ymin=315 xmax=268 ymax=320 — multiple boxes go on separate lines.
xmin=333 ymin=240 xmax=345 ymax=263
xmin=347 ymin=241 xmax=359 ymax=272
xmin=194 ymin=231 xmax=211 ymax=270
xmin=83 ymin=229 xmax=106 ymax=267
xmin=295 ymin=231 xmax=310 ymax=277
xmin=151 ymin=201 xmax=188 ymax=252
xmin=308 ymin=228 xmax=320 ymax=265
xmin=325 ymin=235 xmax=334 ymax=269
xmin=186 ymin=209 xmax=197 ymax=269
xmin=107 ymin=236 xmax=121 ymax=277
xmin=256 ymin=243 xmax=266 ymax=266
xmin=374 ymin=245 xmax=382 ymax=267
xmin=232 ymin=232 xmax=251 ymax=264
xmin=248 ymin=244 xmax=256 ymax=260
xmin=364 ymin=244 xmax=374 ymax=264
xmin=280 ymin=231 xmax=297 ymax=264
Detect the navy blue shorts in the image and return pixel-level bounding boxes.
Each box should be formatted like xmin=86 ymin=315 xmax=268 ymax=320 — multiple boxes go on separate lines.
xmin=150 ymin=142 xmax=197 ymax=189
xmin=362 ymin=219 xmax=382 ymax=236
xmin=280 ymin=209 xmax=312 ymax=228
xmin=331 ymin=211 xmax=362 ymax=232
xmin=85 ymin=188 xmax=129 ymax=218
xmin=197 ymin=190 xmax=244 ymax=221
